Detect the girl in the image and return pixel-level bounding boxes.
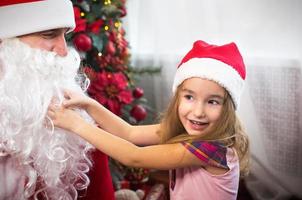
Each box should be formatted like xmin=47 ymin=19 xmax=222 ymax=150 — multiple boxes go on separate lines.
xmin=48 ymin=40 xmax=250 ymax=200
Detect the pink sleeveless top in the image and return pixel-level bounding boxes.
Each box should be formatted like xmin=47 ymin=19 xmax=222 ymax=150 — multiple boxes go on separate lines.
xmin=169 ymin=141 xmax=239 ymax=200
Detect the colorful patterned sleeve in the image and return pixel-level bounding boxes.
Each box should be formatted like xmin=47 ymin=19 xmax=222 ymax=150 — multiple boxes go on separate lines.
xmin=182 ymin=141 xmax=229 ymax=169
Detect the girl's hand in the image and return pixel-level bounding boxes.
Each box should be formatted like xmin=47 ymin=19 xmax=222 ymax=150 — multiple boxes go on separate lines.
xmin=62 ymin=89 xmax=95 ymax=110
xmin=47 ymin=103 xmax=85 ymax=133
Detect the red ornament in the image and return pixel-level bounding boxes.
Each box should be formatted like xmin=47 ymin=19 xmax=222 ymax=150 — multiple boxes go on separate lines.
xmin=73 ymin=33 xmax=92 ymax=52
xmin=130 ymin=105 xmax=147 ymax=122
xmin=106 ymin=41 xmax=116 ymax=55
xmin=133 ymin=87 xmax=144 ymax=99
xmin=119 ymin=6 xmax=127 ymax=17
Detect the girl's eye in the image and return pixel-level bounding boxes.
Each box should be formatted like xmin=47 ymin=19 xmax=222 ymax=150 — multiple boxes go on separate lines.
xmin=208 ymin=99 xmax=220 ymax=105
xmin=184 ymin=94 xmax=193 ymax=100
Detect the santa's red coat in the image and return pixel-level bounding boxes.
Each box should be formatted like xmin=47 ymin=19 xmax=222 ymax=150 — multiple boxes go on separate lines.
xmin=79 ymin=150 xmax=115 ymax=200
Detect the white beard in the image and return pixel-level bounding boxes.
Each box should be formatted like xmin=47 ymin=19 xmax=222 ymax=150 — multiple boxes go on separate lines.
xmin=0 ymin=38 xmax=94 ymax=200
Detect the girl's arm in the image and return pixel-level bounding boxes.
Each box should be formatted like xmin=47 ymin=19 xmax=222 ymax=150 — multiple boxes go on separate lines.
xmin=62 ymin=90 xmax=160 ymax=145
xmin=47 ymin=106 xmax=201 ymax=170
xmin=77 ymin=122 xmax=201 ymax=170
xmin=86 ymin=99 xmax=160 ymax=146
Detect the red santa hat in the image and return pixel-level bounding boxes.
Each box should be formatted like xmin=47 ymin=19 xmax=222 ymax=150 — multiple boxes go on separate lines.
xmin=0 ymin=0 xmax=75 ymax=39
xmin=173 ymin=40 xmax=246 ymax=109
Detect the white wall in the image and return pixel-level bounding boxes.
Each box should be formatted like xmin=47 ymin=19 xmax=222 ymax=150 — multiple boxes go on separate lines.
xmin=124 ymin=0 xmax=302 ymax=109
xmin=125 ymin=0 xmax=302 ymax=60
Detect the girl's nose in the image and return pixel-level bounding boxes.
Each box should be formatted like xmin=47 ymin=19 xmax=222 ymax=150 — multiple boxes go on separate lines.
xmin=193 ymin=102 xmax=205 ymax=118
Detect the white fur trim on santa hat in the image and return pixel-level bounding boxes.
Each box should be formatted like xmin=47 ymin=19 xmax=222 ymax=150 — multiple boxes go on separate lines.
xmin=172 ymin=58 xmax=245 ymax=109
xmin=0 ymin=0 xmax=75 ymax=39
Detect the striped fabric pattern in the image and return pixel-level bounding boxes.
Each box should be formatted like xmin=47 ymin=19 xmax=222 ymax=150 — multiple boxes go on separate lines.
xmin=182 ymin=141 xmax=229 ymax=169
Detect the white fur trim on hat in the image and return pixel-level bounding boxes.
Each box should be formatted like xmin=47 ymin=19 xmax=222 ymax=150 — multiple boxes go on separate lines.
xmin=0 ymin=0 xmax=75 ymax=39
xmin=172 ymin=58 xmax=245 ymax=109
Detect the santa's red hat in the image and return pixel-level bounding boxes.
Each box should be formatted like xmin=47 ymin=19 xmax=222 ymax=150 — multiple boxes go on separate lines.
xmin=0 ymin=0 xmax=75 ymax=39
xmin=173 ymin=40 xmax=246 ymax=109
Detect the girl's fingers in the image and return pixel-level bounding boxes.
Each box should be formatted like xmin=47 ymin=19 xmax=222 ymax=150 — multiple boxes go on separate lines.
xmin=63 ymin=89 xmax=72 ymax=99
xmin=47 ymin=109 xmax=54 ymax=117
xmin=62 ymin=99 xmax=75 ymax=108
xmin=62 ymin=100 xmax=68 ymax=107
xmin=48 ymin=104 xmax=58 ymax=111
xmin=47 ymin=108 xmax=58 ymax=121
xmin=62 ymin=90 xmax=78 ymax=107
xmin=50 ymin=97 xmax=60 ymax=105
xmin=48 ymin=104 xmax=63 ymax=116
xmin=48 ymin=104 xmax=55 ymax=111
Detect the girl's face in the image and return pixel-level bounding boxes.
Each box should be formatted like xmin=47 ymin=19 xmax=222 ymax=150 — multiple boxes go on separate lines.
xmin=178 ymin=77 xmax=225 ymax=136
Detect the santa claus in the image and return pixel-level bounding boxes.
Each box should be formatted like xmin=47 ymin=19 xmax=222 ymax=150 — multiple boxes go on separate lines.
xmin=0 ymin=0 xmax=114 ymax=199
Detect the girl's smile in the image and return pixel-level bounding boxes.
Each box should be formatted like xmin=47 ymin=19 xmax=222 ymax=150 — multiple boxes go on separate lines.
xmin=188 ymin=119 xmax=209 ymax=131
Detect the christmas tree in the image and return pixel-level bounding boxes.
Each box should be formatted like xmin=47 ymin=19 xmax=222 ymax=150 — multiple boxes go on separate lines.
xmin=68 ymin=0 xmax=159 ymax=189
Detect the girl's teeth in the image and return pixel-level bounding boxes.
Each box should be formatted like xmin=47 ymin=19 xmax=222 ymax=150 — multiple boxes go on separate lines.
xmin=191 ymin=120 xmax=204 ymax=125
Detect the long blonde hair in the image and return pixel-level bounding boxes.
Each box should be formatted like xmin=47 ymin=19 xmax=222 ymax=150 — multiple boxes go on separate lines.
xmin=158 ymin=83 xmax=250 ymax=177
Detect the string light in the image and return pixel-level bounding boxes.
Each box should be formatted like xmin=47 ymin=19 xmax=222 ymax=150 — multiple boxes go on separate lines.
xmin=80 ymin=12 xmax=85 ymax=17
xmin=104 ymin=25 xmax=109 ymax=31
xmin=114 ymin=21 xmax=121 ymax=28
xmin=98 ymin=52 xmax=102 ymax=57
xmin=104 ymin=0 xmax=111 ymax=5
